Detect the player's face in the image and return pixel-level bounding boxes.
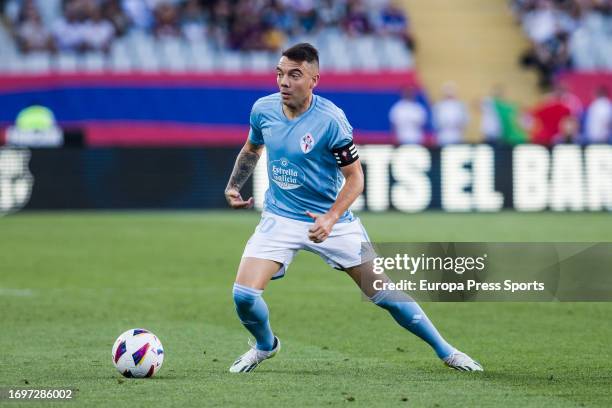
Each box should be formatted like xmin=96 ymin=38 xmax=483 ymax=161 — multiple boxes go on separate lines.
xmin=276 ymin=56 xmax=319 ymax=111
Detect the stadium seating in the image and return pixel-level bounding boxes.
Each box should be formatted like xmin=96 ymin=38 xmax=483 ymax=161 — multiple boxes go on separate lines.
xmin=0 ymin=1 xmax=414 ymax=74
xmin=0 ymin=33 xmax=413 ymax=74
xmin=511 ymin=0 xmax=612 ymax=89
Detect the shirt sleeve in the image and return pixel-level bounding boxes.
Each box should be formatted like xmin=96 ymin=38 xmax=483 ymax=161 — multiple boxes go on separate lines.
xmin=328 ymin=108 xmax=354 ymax=150
xmin=247 ymin=105 xmax=264 ymax=145
xmin=328 ymin=109 xmax=359 ymax=167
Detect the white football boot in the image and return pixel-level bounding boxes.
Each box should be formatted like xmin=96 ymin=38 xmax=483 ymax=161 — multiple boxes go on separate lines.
xmin=443 ymin=350 xmax=484 ymax=371
xmin=229 ymin=336 xmax=281 ymax=373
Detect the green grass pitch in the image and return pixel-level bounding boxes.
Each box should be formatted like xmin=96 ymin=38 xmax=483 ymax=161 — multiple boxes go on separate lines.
xmin=1 ymin=211 xmax=611 ymax=407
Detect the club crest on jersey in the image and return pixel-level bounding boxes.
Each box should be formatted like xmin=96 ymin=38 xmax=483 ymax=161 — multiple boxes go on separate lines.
xmin=300 ymin=133 xmax=315 ymax=153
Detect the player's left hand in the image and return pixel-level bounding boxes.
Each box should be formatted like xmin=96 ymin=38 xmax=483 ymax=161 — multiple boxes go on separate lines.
xmin=306 ymin=211 xmax=337 ymax=243
xmin=225 ymin=188 xmax=254 ymax=209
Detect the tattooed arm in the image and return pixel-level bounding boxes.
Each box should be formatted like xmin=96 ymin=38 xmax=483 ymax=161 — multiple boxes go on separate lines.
xmin=224 ymin=141 xmax=264 ymax=209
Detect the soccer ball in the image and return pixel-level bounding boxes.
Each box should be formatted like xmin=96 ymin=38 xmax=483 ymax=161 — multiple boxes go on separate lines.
xmin=111 ymin=329 xmax=164 ymax=378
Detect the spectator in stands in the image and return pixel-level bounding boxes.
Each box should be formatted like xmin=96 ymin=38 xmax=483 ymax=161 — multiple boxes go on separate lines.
xmin=529 ymin=86 xmax=574 ymax=145
xmin=514 ymin=0 xmax=612 ymax=79
xmin=209 ymin=0 xmax=232 ymax=49
xmin=553 ymin=115 xmax=580 ymax=144
xmin=261 ymin=21 xmax=286 ymax=52
xmin=180 ymin=0 xmax=207 ymax=42
xmin=486 ymin=86 xmax=529 ymax=145
xmin=82 ymin=1 xmax=115 ymax=52
xmin=363 ymin=0 xmax=388 ymax=21
xmin=345 ymin=0 xmax=371 ymax=36
xmin=230 ymin=17 xmax=263 ymax=50
xmin=377 ymin=2 xmax=415 ymax=50
xmin=14 ymin=0 xmax=56 ymax=53
xmin=521 ymin=32 xmax=572 ymax=90
xmin=227 ymin=1 xmax=264 ymax=51
xmin=153 ymin=1 xmax=181 ymax=38
xmin=257 ymin=2 xmax=291 ymax=50
xmin=521 ymin=0 xmax=562 ymax=44
xmin=317 ymin=0 xmax=346 ymax=30
xmin=2 ymin=0 xmax=18 ymax=24
xmin=584 ymin=86 xmax=612 ymax=143
xmin=51 ymin=0 xmax=88 ymax=52
xmin=571 ymin=0 xmax=612 ymax=69
xmin=480 ymin=91 xmax=502 ymax=144
xmin=103 ymin=0 xmax=131 ymax=37
xmin=262 ymin=1 xmax=297 ymax=37
xmin=290 ymin=0 xmax=317 ymax=33
xmin=122 ymin=0 xmax=155 ymax=30
xmin=433 ymin=82 xmax=469 ymax=145
xmin=278 ymin=1 xmax=301 ymax=35
xmin=517 ymin=0 xmax=574 ymax=88
xmin=389 ymin=86 xmax=427 ymax=145
xmin=1 ymin=0 xmax=415 ymax=67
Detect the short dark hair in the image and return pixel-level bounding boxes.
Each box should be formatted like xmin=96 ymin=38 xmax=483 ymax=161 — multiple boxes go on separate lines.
xmin=282 ymin=43 xmax=319 ymax=67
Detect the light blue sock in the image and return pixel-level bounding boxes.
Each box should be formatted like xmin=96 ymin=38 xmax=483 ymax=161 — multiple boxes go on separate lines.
xmin=371 ymin=290 xmax=454 ymax=359
xmin=232 ymin=283 xmax=275 ymax=351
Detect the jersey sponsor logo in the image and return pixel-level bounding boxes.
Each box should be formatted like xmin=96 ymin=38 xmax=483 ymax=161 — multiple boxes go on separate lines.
xmin=300 ymin=133 xmax=315 ymax=154
xmin=270 ymin=158 xmax=305 ymax=190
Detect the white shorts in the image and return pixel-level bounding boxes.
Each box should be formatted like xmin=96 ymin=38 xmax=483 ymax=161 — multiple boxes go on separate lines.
xmin=242 ymin=212 xmax=374 ymax=279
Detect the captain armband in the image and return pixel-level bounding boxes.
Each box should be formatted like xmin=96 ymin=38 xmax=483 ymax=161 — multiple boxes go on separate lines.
xmin=332 ymin=141 xmax=359 ymax=167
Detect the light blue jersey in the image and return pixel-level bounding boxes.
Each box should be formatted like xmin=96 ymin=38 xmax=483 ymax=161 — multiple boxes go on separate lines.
xmin=248 ymin=92 xmax=357 ymax=223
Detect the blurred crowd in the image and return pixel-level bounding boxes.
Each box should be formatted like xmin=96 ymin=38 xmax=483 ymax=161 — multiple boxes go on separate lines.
xmin=511 ymin=0 xmax=612 ymax=89
xmin=0 ymin=0 xmax=414 ymax=54
xmin=389 ymin=82 xmax=611 ymax=146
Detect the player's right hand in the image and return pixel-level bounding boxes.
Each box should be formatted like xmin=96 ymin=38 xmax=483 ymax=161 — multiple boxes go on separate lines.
xmin=225 ymin=188 xmax=254 ymax=209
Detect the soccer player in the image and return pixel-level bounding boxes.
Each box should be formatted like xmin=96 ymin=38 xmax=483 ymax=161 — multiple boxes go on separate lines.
xmin=224 ymin=43 xmax=483 ymax=373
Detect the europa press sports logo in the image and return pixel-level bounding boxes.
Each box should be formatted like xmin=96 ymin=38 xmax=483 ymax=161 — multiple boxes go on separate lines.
xmin=269 ymin=158 xmax=305 ymax=190
xmin=0 ymin=148 xmax=34 ymax=215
